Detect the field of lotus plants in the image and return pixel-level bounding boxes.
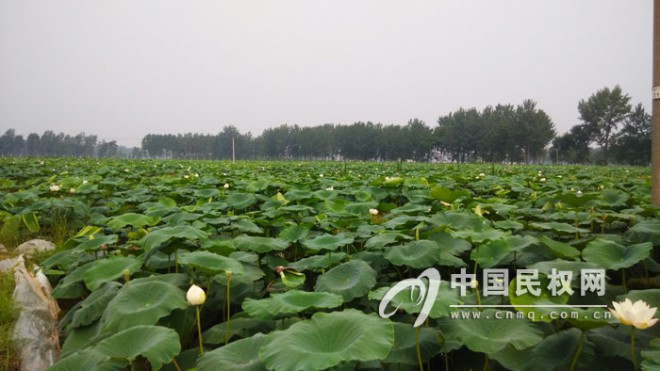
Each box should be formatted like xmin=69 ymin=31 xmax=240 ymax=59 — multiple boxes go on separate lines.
xmin=0 ymin=158 xmax=659 ymax=370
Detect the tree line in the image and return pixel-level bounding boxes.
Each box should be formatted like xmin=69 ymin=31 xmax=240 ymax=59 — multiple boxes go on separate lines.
xmin=0 ymin=130 xmax=122 ymax=158
xmin=0 ymin=85 xmax=651 ymax=165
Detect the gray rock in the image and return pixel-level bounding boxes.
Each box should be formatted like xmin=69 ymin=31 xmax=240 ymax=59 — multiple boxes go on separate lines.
xmin=0 ymin=243 xmax=7 ymax=253
xmin=16 ymin=239 xmax=56 ymax=257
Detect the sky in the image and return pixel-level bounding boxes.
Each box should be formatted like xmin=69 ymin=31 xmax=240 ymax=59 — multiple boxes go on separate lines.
xmin=0 ymin=1 xmax=653 ymax=148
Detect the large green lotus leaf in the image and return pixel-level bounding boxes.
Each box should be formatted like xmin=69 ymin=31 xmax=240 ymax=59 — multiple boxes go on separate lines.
xmin=40 ymin=249 xmax=82 ymax=271
xmin=625 ymin=221 xmax=660 ymax=245
xmin=259 ymin=310 xmax=395 ymax=371
xmin=384 ymin=322 xmax=442 ymax=365
xmin=451 ymin=228 xmax=509 ymax=243
xmin=384 ymin=240 xmax=442 ymax=268
xmin=489 ymin=345 xmax=530 ymax=371
xmin=582 ymin=239 xmax=653 ymax=270
xmin=48 ymin=349 xmax=124 ymax=371
xmin=192 ymin=187 xmax=219 ymax=198
xmin=520 ymin=328 xmax=595 ymax=371
xmin=493 ymin=220 xmax=524 ymax=231
xmin=586 ymin=325 xmax=660 ymax=362
xmin=429 ymin=186 xmax=470 ymax=203
xmin=388 ymin=203 xmax=432 ymax=215
xmin=101 ymin=281 xmax=188 ymax=332
xmin=202 ymin=317 xmax=275 ymax=345
xmin=74 ymin=234 xmax=119 ymax=252
xmin=469 ymin=239 xmax=511 ymax=268
xmin=539 ymin=235 xmax=580 ymax=260
xmin=596 ymin=189 xmax=629 ymax=207
xmin=52 ymin=263 xmax=96 ymax=299
xmin=277 ymin=224 xmax=310 ymax=243
xmin=225 ymin=193 xmax=258 ymax=209
xmin=131 ymin=273 xmax=190 ymax=289
xmin=178 ymin=250 xmax=244 ymax=275
xmin=162 ymin=212 xmax=201 ymax=226
xmin=233 ymin=235 xmax=289 ymax=253
xmin=242 ymin=290 xmax=343 ymax=320
xmin=508 ymin=275 xmax=570 ymax=322
xmin=198 ymin=334 xmax=267 ymax=371
xmin=107 ymin=213 xmax=160 ymax=229
xmin=364 ymin=232 xmax=412 ymax=250
xmin=140 ymin=226 xmax=207 ymax=252
xmin=314 ymin=260 xmax=377 ymax=301
xmin=229 ymin=218 xmax=263 ymax=234
xmin=530 ymin=222 xmax=587 ymax=235
xmin=556 ymin=192 xmax=599 ymax=207
xmin=83 ymin=256 xmax=143 ymax=291
xmin=438 ymin=309 xmax=543 ymax=354
xmin=302 ymin=233 xmax=354 ymax=251
xmin=60 ymin=322 xmax=101 ymax=357
xmin=642 ymin=338 xmax=660 ymax=371
xmin=287 ymin=252 xmax=346 ymax=271
xmin=617 ymin=289 xmax=660 ymax=309
xmin=70 ymin=282 xmax=122 ymax=329
xmin=428 ymin=210 xmax=485 ymax=230
xmin=428 ymin=231 xmax=472 ymax=255
xmin=383 ymin=215 xmax=429 ymax=230
xmin=94 ymin=325 xmax=180 ymax=371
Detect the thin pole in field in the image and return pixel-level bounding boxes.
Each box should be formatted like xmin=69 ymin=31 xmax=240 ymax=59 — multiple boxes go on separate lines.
xmin=653 ymin=0 xmax=660 ymax=204
xmin=232 ymin=136 xmax=236 ymax=164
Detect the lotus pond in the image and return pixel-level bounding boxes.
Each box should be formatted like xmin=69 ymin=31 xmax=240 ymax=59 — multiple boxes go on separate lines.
xmin=1 ymin=158 xmax=659 ymax=370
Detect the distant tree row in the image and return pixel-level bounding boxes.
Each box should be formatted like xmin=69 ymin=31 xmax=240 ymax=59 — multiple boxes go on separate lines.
xmin=0 ymin=129 xmax=122 ymax=158
xmin=138 ymin=100 xmax=555 ymax=163
xmin=0 ymin=86 xmax=651 ymax=164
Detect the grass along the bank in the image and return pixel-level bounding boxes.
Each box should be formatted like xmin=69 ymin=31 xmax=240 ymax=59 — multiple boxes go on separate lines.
xmin=0 ymin=268 xmax=19 ymax=371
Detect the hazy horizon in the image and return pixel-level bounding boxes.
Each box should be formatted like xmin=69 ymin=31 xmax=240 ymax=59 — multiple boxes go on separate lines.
xmin=0 ymin=1 xmax=652 ymax=148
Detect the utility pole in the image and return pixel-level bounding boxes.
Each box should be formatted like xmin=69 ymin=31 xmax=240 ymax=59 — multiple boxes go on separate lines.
xmin=653 ymin=0 xmax=660 ymax=204
xmin=232 ymin=136 xmax=236 ymax=164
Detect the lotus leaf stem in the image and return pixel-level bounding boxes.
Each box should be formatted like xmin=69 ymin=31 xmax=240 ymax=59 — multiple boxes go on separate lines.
xmin=196 ymin=305 xmax=204 ymax=354
xmin=568 ymin=331 xmax=585 ymax=371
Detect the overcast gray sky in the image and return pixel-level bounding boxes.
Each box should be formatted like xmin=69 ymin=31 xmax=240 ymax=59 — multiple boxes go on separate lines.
xmin=0 ymin=1 xmax=652 ymax=148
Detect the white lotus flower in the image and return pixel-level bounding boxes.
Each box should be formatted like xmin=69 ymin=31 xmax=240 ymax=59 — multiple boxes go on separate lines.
xmin=540 ymin=178 xmax=546 ymax=182
xmin=326 ymin=186 xmax=334 ymax=191
xmin=369 ymin=208 xmax=379 ymax=216
xmin=319 ymin=174 xmax=324 ymax=178
xmin=187 ymin=284 xmax=206 ymax=306
xmin=223 ymin=183 xmax=230 ymax=189
xmin=609 ymin=298 xmax=658 ymax=329
xmin=82 ymin=180 xmax=89 ymax=184
xmin=478 ymin=173 xmax=485 ymax=177
xmin=69 ymin=188 xmax=76 ymax=194
xmin=49 ymin=184 xmax=61 ymax=192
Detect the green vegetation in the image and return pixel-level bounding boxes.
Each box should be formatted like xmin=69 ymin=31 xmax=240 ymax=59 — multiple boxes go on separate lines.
xmin=0 ymin=158 xmax=658 ymax=370
xmin=0 ymin=269 xmax=19 ymax=371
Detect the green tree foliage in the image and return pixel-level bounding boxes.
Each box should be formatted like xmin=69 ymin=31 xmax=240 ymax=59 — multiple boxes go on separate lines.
xmin=435 ymin=100 xmax=555 ymax=163
xmin=551 ymin=124 xmax=591 ymax=164
xmin=577 ymin=85 xmax=631 ymax=165
xmin=611 ymin=103 xmax=651 ymax=165
xmin=514 ymin=100 xmax=557 ymax=164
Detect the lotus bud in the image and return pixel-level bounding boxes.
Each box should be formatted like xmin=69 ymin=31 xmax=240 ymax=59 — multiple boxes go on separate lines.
xmin=369 ymin=208 xmax=379 ymax=216
xmin=187 ymin=284 xmax=206 ymax=306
